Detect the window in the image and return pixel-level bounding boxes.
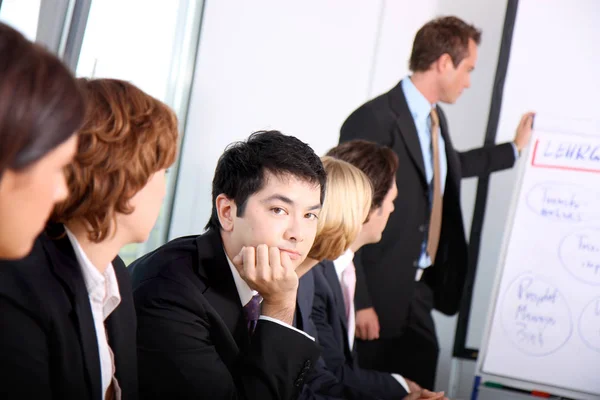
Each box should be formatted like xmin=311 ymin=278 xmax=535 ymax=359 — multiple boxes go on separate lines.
xmin=76 ymin=0 xmax=204 ymax=264
xmin=0 ymin=0 xmax=41 ymax=41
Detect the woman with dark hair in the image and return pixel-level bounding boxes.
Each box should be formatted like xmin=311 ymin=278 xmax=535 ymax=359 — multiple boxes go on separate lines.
xmin=0 ymin=78 xmax=179 ymax=399
xmin=0 ymin=22 xmax=85 ymax=259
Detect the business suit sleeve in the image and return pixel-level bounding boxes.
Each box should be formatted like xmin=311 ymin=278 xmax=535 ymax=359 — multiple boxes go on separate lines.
xmin=300 ymin=356 xmax=349 ymax=400
xmin=458 ymin=142 xmax=516 ymax=178
xmin=422 ymin=255 xmax=466 ymax=316
xmin=434 ymin=107 xmax=516 ymax=178
xmin=302 ymin=334 xmax=376 ymax=400
xmin=0 ymin=293 xmax=52 ymax=398
xmin=108 ymin=257 xmax=139 ymax=400
xmin=135 ymin=277 xmax=318 ymax=400
xmin=311 ymin=270 xmax=406 ymax=400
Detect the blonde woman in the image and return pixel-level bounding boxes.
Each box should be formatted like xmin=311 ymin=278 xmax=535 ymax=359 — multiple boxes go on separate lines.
xmin=296 ymin=156 xmax=373 ymax=278
xmin=296 ymin=155 xmax=376 ymax=400
xmin=313 ymin=140 xmax=447 ymax=400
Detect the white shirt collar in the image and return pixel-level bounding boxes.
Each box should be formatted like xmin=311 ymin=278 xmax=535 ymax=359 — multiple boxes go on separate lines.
xmin=64 ymin=227 xmax=121 ymax=318
xmin=333 ymin=248 xmax=355 ymax=282
xmin=225 ymin=251 xmax=259 ymax=307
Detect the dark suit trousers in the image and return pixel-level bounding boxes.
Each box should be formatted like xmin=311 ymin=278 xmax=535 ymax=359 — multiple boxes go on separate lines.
xmin=356 ymin=281 xmax=439 ymax=390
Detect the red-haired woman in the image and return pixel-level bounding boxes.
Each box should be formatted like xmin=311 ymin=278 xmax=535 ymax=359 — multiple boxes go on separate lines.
xmin=0 ymin=78 xmax=179 ymax=400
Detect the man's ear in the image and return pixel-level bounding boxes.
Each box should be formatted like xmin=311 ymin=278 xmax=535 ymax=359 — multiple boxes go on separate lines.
xmin=216 ymin=194 xmax=236 ymax=232
xmin=436 ymin=53 xmax=454 ymax=73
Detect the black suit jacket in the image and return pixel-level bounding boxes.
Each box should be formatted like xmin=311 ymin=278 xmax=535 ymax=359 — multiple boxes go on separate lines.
xmin=339 ymin=80 xmax=516 ymax=337
xmin=298 ymin=270 xmax=380 ymax=400
xmin=0 ymin=226 xmax=138 ymax=400
xmin=298 ymin=269 xmax=343 ymax=400
xmin=311 ymin=261 xmax=408 ymax=400
xmin=129 ymin=229 xmax=319 ymax=399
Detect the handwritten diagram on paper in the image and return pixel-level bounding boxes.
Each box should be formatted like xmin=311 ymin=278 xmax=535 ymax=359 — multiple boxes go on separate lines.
xmin=501 ymin=272 xmax=572 ymax=356
xmin=481 ymin=128 xmax=600 ymax=396
xmin=525 ymin=182 xmax=600 ymax=223
xmin=559 ymin=228 xmax=600 ymax=285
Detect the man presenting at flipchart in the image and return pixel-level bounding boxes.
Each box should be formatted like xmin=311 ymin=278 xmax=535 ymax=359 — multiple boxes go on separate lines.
xmin=339 ymin=16 xmax=534 ymax=389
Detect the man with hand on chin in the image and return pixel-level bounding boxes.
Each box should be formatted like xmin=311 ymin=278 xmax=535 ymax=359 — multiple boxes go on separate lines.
xmin=130 ymin=130 xmax=327 ymax=399
xmin=233 ymin=245 xmax=301 ymax=327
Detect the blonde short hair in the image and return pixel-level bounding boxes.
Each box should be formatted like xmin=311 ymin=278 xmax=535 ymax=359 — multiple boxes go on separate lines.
xmin=308 ymin=156 xmax=372 ymax=260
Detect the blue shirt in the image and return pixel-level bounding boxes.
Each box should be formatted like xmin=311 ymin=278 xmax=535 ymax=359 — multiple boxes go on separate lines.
xmin=402 ymin=78 xmax=519 ymax=268
xmin=401 ymin=77 xmax=447 ymax=268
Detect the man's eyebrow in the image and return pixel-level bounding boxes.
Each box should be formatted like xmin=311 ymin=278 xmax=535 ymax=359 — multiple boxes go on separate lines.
xmin=261 ymin=194 xmax=321 ymax=211
xmin=261 ymin=194 xmax=294 ymax=205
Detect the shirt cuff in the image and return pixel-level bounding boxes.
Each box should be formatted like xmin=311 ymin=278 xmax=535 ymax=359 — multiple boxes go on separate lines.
xmin=511 ymin=142 xmax=519 ymax=159
xmin=391 ymin=373 xmax=410 ymax=393
xmin=259 ymin=316 xmax=315 ymax=341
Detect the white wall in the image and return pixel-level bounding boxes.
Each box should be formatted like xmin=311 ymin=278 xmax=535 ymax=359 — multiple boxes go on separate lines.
xmin=170 ymin=0 xmax=384 ymax=237
xmin=171 ymin=1 xmax=512 ymax=397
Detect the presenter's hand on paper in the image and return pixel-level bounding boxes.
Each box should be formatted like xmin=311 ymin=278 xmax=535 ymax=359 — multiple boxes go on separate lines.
xmin=513 ymin=111 xmax=536 ymax=152
xmin=233 ymin=244 xmax=298 ymax=325
xmin=404 ymin=389 xmax=448 ymax=400
xmin=356 ymin=307 xmax=380 ymax=340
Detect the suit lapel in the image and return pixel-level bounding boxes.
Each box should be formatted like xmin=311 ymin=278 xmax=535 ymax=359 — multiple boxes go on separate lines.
xmin=105 ymin=256 xmax=136 ymax=396
xmin=194 ymin=231 xmax=249 ymax=363
xmin=43 ymin=228 xmax=102 ymax=400
xmin=437 ymin=105 xmax=461 ymax=192
xmin=388 ymin=82 xmax=427 ymax=183
xmin=321 ymin=262 xmax=349 ymax=337
xmin=296 ymin=270 xmax=315 ymax=336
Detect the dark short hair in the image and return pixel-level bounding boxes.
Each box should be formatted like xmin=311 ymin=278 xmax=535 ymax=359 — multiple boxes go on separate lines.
xmin=409 ymin=16 xmax=481 ymax=72
xmin=327 ymin=140 xmax=398 ymax=212
xmin=51 ymin=79 xmax=179 ymax=242
xmin=206 ymin=130 xmax=326 ymax=231
xmin=0 ymin=22 xmax=84 ymax=177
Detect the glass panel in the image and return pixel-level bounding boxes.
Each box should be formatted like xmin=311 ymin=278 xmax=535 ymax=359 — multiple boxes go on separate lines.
xmin=0 ymin=0 xmax=42 ymax=41
xmin=76 ymin=0 xmax=203 ymax=264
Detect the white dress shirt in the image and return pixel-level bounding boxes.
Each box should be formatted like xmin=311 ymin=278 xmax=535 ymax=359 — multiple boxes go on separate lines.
xmin=225 ymin=253 xmax=314 ymax=341
xmin=65 ymin=228 xmax=122 ymax=400
xmin=333 ymin=249 xmax=356 ymax=351
xmin=333 ymin=249 xmax=410 ymax=394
